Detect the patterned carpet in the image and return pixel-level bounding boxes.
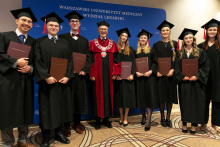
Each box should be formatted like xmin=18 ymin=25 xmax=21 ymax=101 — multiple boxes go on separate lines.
xmin=1 ymin=111 xmax=220 ymax=147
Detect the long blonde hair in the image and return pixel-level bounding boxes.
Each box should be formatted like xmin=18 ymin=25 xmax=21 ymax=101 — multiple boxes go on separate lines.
xmin=179 ymin=36 xmax=199 ymax=60
xmin=136 ymin=38 xmax=151 ymax=54
xmin=118 ymin=34 xmax=130 ymax=56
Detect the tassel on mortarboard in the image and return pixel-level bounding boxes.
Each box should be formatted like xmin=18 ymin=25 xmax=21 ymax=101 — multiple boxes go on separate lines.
xmin=203 ymin=26 xmax=206 ymax=40
xmin=176 ymin=40 xmax=179 ymax=50
xmin=78 ymin=28 xmax=80 ymax=34
xmin=148 ymin=35 xmax=150 ymax=46
xmin=43 ymin=16 xmax=47 ymax=34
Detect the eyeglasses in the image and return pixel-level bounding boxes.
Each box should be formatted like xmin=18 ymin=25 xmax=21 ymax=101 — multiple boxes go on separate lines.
xmin=99 ymin=28 xmax=108 ymax=31
xmin=69 ymin=20 xmax=80 ymax=23
xmin=20 ymin=18 xmax=32 ymax=24
xmin=48 ymin=24 xmax=59 ymax=28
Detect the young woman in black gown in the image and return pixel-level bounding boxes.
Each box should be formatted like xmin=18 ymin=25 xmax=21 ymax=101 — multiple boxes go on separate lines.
xmin=175 ymin=28 xmax=210 ymax=134
xmin=197 ymin=19 xmax=220 ymax=134
xmin=114 ymin=28 xmax=136 ymax=127
xmin=135 ymin=29 xmax=158 ymax=131
xmin=153 ymin=20 xmax=178 ymax=128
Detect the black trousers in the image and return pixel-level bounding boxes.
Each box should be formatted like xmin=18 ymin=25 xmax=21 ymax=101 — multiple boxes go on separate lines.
xmin=64 ymin=113 xmax=81 ymax=128
xmin=41 ymin=125 xmax=62 ymax=138
xmin=182 ymin=122 xmax=198 ymax=127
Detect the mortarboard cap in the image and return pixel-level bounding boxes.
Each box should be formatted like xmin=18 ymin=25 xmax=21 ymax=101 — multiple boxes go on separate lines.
xmin=201 ymin=18 xmax=220 ymax=30
xmin=137 ymin=29 xmax=153 ymax=38
xmin=64 ymin=10 xmax=84 ymax=21
xmin=157 ymin=20 xmax=174 ymax=30
xmin=10 ymin=7 xmax=37 ymax=22
xmin=97 ymin=20 xmax=109 ymax=27
xmin=178 ymin=28 xmax=198 ymax=40
xmin=116 ymin=27 xmax=131 ymax=37
xmin=40 ymin=12 xmax=64 ymax=24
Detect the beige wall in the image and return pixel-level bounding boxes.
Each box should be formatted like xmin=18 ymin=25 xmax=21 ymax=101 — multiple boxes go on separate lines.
xmin=1 ymin=0 xmax=220 ymax=43
xmin=86 ymin=0 xmax=220 ymax=43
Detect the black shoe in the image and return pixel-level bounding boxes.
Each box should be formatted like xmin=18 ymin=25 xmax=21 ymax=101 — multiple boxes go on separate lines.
xmin=145 ymin=126 xmax=150 ymax=131
xmin=166 ymin=119 xmax=172 ymax=128
xmin=103 ymin=120 xmax=112 ymax=128
xmin=94 ymin=123 xmax=100 ymax=130
xmin=160 ymin=119 xmax=167 ymax=127
xmin=119 ymin=121 xmax=123 ymax=125
xmin=182 ymin=129 xmax=187 ymax=133
xmin=141 ymin=117 xmax=146 ymax=125
xmin=123 ymin=121 xmax=128 ymax=127
xmin=55 ymin=133 xmax=70 ymax=144
xmin=40 ymin=137 xmax=49 ymax=147
xmin=190 ymin=130 xmax=196 ymax=135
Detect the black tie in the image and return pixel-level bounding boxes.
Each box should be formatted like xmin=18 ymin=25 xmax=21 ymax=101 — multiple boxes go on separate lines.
xmin=51 ymin=37 xmax=56 ymax=43
xmin=102 ymin=38 xmax=105 ymax=46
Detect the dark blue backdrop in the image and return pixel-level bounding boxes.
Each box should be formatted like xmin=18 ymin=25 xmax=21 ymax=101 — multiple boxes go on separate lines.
xmin=22 ymin=0 xmax=166 ymax=124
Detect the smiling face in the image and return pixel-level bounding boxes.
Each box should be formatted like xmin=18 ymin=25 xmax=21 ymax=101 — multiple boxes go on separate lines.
xmin=139 ymin=35 xmax=148 ymax=45
xmin=120 ymin=33 xmax=128 ymax=43
xmin=207 ymin=27 xmax=217 ymax=38
xmin=69 ymin=19 xmax=81 ymax=31
xmin=184 ymin=34 xmax=194 ymax=46
xmin=16 ymin=16 xmax=33 ymax=34
xmin=98 ymin=26 xmax=108 ymax=38
xmin=46 ymin=21 xmax=59 ymax=36
xmin=161 ymin=27 xmax=170 ymax=38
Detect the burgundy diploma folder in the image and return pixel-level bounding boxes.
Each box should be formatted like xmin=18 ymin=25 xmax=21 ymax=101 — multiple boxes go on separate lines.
xmin=182 ymin=59 xmax=198 ymax=77
xmin=135 ymin=57 xmax=149 ymax=73
xmin=158 ymin=57 xmax=171 ymax=75
xmin=7 ymin=41 xmax=31 ymax=59
xmin=121 ymin=62 xmax=132 ymax=79
xmin=72 ymin=52 xmax=86 ymax=73
xmin=50 ymin=57 xmax=68 ymax=81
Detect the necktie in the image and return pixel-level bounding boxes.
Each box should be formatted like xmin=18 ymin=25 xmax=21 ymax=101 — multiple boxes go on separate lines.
xmin=72 ymin=33 xmax=79 ymax=37
xmin=51 ymin=37 xmax=56 ymax=43
xmin=19 ymin=35 xmax=25 ymax=44
xmin=102 ymin=38 xmax=105 ymax=46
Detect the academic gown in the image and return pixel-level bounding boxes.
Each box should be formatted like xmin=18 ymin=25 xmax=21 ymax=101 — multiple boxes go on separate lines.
xmin=34 ymin=36 xmax=75 ymax=130
xmin=198 ymin=42 xmax=220 ymax=126
xmin=59 ymin=33 xmax=90 ymax=114
xmin=0 ymin=31 xmax=35 ymax=130
xmin=175 ymin=48 xmax=210 ymax=124
xmin=153 ymin=41 xmax=178 ymax=104
xmin=113 ymin=47 xmax=136 ymax=108
xmin=90 ymin=37 xmax=121 ymax=118
xmin=134 ymin=48 xmax=158 ymax=109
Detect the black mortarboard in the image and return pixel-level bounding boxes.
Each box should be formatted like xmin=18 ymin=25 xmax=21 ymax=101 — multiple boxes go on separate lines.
xmin=178 ymin=28 xmax=198 ymax=40
xmin=157 ymin=20 xmax=174 ymax=30
xmin=116 ymin=27 xmax=131 ymax=37
xmin=64 ymin=10 xmax=84 ymax=21
xmin=137 ymin=29 xmax=153 ymax=38
xmin=40 ymin=12 xmax=64 ymax=24
xmin=10 ymin=7 xmax=37 ymax=22
xmin=97 ymin=20 xmax=109 ymax=27
xmin=201 ymin=18 xmax=220 ymax=30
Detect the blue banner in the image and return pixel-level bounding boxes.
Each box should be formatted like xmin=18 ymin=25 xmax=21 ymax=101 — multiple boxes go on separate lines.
xmin=23 ymin=0 xmax=166 ymax=124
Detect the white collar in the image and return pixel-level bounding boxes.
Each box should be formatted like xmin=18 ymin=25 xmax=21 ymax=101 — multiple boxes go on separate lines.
xmin=48 ymin=34 xmax=58 ymax=40
xmin=185 ymin=48 xmax=192 ymax=53
xmin=70 ymin=31 xmax=78 ymax=35
xmin=15 ymin=29 xmax=28 ymax=39
xmin=100 ymin=36 xmax=107 ymax=40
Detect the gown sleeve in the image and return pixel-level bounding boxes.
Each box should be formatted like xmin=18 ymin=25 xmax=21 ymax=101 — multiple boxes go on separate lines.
xmin=175 ymin=51 xmax=185 ymax=84
xmin=81 ymin=40 xmax=91 ymax=74
xmin=171 ymin=41 xmax=177 ymax=69
xmin=130 ymin=47 xmax=136 ymax=75
xmin=150 ymin=48 xmax=158 ymax=75
xmin=112 ymin=42 xmax=121 ymax=75
xmin=66 ymin=44 xmax=75 ymax=79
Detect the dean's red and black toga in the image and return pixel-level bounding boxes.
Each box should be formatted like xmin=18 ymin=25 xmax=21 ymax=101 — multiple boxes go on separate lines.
xmin=90 ymin=37 xmax=121 ymax=118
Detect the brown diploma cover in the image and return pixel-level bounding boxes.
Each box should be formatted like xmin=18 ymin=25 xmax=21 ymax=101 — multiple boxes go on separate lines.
xmin=121 ymin=62 xmax=132 ymax=79
xmin=182 ymin=59 xmax=198 ymax=77
xmin=7 ymin=41 xmax=31 ymax=59
xmin=158 ymin=57 xmax=171 ymax=75
xmin=72 ymin=52 xmax=86 ymax=73
xmin=135 ymin=57 xmax=149 ymax=73
xmin=50 ymin=57 xmax=68 ymax=81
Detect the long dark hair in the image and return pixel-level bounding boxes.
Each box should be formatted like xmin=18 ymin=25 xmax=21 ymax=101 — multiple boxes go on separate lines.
xmin=202 ymin=28 xmax=219 ymax=51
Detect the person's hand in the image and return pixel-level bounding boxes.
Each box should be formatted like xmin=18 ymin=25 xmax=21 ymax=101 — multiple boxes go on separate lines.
xmin=117 ymin=76 xmax=122 ymax=80
xmin=157 ymin=72 xmax=162 ymax=77
xmin=59 ymin=77 xmax=69 ymax=84
xmin=189 ymin=76 xmax=198 ymax=81
xmin=79 ymin=71 xmax=86 ymax=76
xmin=90 ymin=76 xmax=95 ymax=81
xmin=144 ymin=70 xmax=152 ymax=77
xmin=127 ymin=74 xmax=134 ymax=81
xmin=17 ymin=58 xmax=28 ymax=67
xmin=167 ymin=69 xmax=174 ymax=77
xmin=17 ymin=65 xmax=31 ymax=73
xmin=46 ymin=77 xmax=57 ymax=84
xmin=112 ymin=74 xmax=117 ymax=80
xmin=183 ymin=76 xmax=189 ymax=81
xmin=136 ymin=72 xmax=144 ymax=77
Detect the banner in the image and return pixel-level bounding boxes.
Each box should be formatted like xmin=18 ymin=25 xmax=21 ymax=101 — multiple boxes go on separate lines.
xmin=23 ymin=0 xmax=166 ymax=124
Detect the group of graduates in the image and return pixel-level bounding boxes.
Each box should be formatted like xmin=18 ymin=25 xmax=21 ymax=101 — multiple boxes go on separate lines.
xmin=0 ymin=6 xmax=220 ymax=147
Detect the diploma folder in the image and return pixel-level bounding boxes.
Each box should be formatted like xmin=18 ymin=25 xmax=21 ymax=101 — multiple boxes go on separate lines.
xmin=158 ymin=57 xmax=171 ymax=75
xmin=72 ymin=52 xmax=86 ymax=73
xmin=135 ymin=57 xmax=149 ymax=73
xmin=50 ymin=57 xmax=68 ymax=81
xmin=121 ymin=62 xmax=132 ymax=79
xmin=7 ymin=41 xmax=31 ymax=59
xmin=182 ymin=59 xmax=198 ymax=77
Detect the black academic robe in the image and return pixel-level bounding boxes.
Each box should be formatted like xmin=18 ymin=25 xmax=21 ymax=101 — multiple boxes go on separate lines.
xmin=0 ymin=31 xmax=35 ymax=130
xmin=113 ymin=47 xmax=136 ymax=108
xmin=134 ymin=48 xmax=158 ymax=109
xmin=175 ymin=48 xmax=210 ymax=124
xmin=59 ymin=33 xmax=90 ymax=114
xmin=198 ymin=42 xmax=220 ymax=126
xmin=34 ymin=36 xmax=75 ymax=130
xmin=153 ymin=41 xmax=178 ymax=104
